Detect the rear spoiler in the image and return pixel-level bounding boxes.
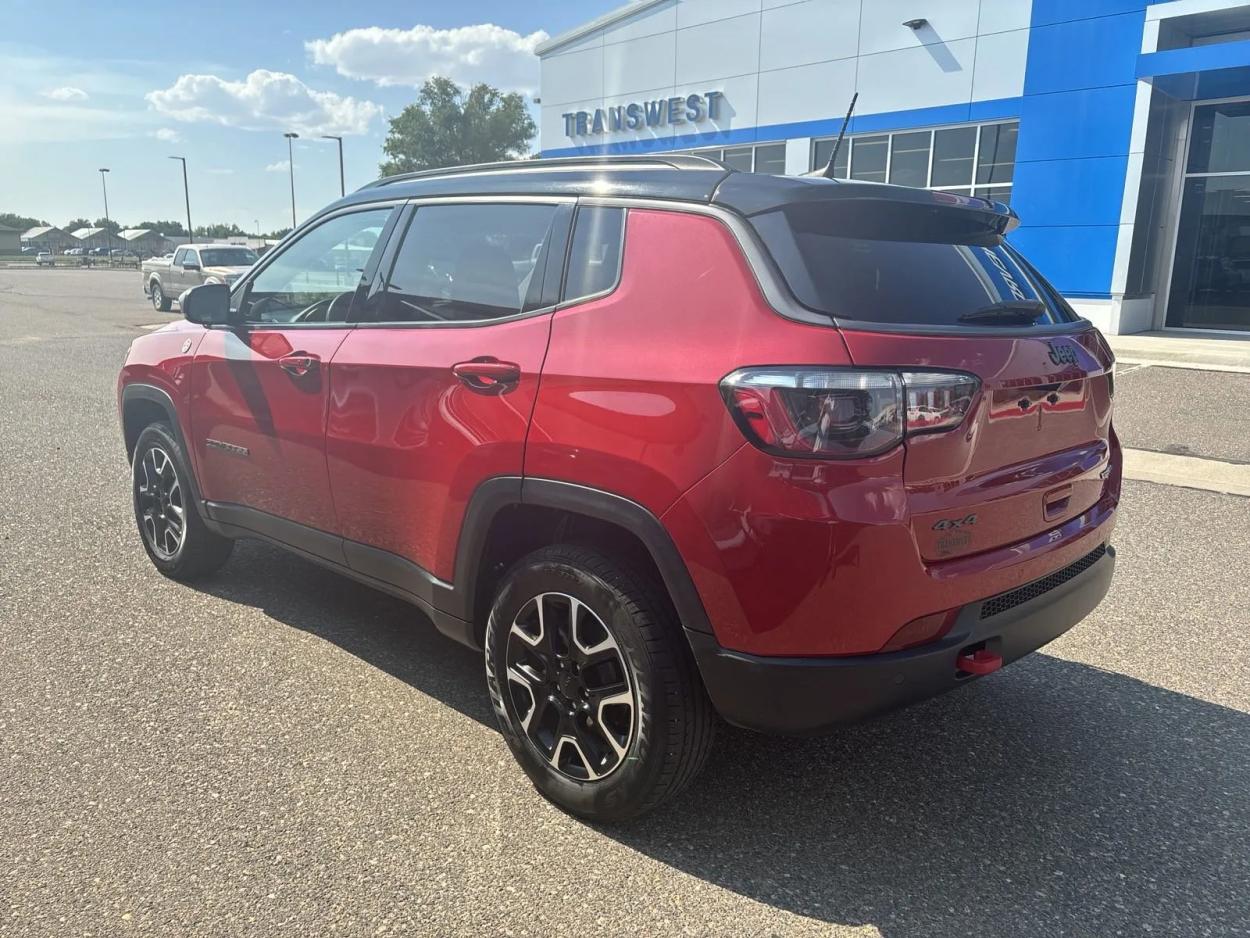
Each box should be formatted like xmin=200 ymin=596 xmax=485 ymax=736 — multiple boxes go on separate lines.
xmin=713 ymin=173 xmax=1019 ymax=242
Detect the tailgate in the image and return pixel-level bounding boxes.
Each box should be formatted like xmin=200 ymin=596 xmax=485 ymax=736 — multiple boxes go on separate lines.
xmin=840 ymin=328 xmax=1114 ymax=561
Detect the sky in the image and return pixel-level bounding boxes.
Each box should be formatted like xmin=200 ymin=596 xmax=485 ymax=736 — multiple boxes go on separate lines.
xmin=0 ymin=0 xmax=620 ymax=234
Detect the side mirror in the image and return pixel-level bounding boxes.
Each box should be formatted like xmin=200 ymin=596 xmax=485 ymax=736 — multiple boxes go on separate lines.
xmin=181 ymin=282 xmax=231 ymax=326
xmin=183 ymin=261 xmax=201 ymax=271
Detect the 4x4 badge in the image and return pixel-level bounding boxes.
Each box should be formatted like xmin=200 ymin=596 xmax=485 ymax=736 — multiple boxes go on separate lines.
xmin=1048 ymin=342 xmax=1078 ymax=367
xmin=932 ymin=514 xmax=977 ymax=531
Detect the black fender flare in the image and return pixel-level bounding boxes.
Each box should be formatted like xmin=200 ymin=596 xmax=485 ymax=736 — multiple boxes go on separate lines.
xmin=444 ymin=477 xmax=713 ymax=637
xmin=119 ymin=382 xmax=204 ymax=506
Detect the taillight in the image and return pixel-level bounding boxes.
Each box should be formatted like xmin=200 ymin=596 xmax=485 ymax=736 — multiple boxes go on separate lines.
xmin=721 ymin=367 xmax=979 ymax=459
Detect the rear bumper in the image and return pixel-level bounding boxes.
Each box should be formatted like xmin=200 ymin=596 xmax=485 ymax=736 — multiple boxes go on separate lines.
xmin=687 ymin=543 xmax=1115 ymax=735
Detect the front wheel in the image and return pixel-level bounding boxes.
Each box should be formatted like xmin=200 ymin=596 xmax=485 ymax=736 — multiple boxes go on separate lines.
xmin=131 ymin=422 xmax=233 ymax=580
xmin=485 ymin=545 xmax=715 ymax=822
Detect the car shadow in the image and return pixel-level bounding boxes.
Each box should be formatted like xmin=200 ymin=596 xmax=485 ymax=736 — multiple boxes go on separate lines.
xmin=195 ymin=540 xmax=1249 ymax=936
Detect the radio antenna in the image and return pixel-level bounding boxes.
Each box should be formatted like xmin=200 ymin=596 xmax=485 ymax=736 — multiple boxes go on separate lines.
xmin=820 ymin=92 xmax=858 ymax=179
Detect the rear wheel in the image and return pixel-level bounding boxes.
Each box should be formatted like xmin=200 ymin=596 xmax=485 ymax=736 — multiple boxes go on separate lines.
xmin=131 ymin=422 xmax=232 ymax=579
xmin=150 ymin=280 xmax=171 ymax=312
xmin=485 ymin=545 xmax=714 ymax=822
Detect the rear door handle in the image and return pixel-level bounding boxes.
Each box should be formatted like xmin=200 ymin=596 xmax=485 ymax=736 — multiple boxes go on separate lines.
xmin=279 ymin=353 xmax=320 ymax=377
xmin=452 ymin=357 xmax=521 ymax=393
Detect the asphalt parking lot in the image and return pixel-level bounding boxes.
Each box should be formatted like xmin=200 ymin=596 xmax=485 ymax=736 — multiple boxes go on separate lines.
xmin=2 ymin=267 xmax=1247 ymax=937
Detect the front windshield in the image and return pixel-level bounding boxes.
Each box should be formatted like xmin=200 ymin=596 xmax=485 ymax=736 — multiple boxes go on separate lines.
xmin=200 ymin=248 xmax=258 ymax=267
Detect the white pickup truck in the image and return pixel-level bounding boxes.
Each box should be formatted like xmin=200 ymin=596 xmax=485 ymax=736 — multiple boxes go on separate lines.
xmin=142 ymin=243 xmax=258 ymax=311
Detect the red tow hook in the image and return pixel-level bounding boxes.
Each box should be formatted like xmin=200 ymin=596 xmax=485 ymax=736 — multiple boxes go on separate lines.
xmin=957 ymin=648 xmax=1003 ymax=676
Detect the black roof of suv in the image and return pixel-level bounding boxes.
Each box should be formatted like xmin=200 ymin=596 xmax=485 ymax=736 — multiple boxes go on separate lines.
xmin=333 ymin=154 xmax=1018 ymax=237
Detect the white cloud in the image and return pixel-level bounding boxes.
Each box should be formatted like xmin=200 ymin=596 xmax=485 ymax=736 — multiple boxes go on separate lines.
xmin=43 ymin=86 xmax=88 ymax=101
xmin=145 ymin=69 xmax=381 ymax=135
xmin=151 ymin=127 xmax=183 ymax=143
xmin=305 ymin=23 xmax=546 ymax=93
xmin=265 ymin=160 xmax=291 ymax=172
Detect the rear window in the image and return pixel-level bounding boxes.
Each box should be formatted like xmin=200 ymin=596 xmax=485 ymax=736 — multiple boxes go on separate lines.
xmin=751 ymin=204 xmax=1078 ymax=327
xmin=200 ymin=248 xmax=258 ymax=267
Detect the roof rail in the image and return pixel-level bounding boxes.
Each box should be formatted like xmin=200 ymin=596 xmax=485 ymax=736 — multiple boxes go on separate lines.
xmin=360 ymin=153 xmax=728 ymax=190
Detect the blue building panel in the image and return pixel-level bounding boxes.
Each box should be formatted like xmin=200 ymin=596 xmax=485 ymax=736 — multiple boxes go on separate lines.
xmin=1014 ymin=85 xmax=1139 ymax=163
xmin=1011 ymin=156 xmax=1130 ymax=228
xmin=1008 ymin=225 xmax=1121 ymax=297
xmin=1023 ymin=12 xmax=1146 ymax=95
xmin=1030 ymin=0 xmax=1147 ymax=28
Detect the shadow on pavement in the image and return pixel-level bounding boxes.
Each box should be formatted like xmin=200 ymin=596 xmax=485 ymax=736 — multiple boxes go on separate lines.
xmin=198 ymin=540 xmax=1249 ymax=937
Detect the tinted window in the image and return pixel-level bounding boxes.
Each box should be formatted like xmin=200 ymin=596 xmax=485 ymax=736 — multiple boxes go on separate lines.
xmin=378 ymin=203 xmax=557 ymax=323
xmin=563 ymin=207 xmax=625 ymax=302
xmin=850 ymin=135 xmax=887 ymax=182
xmin=977 ymin=123 xmax=1018 ymax=185
xmin=200 ymin=248 xmax=258 ymax=267
xmin=242 ymin=208 xmax=393 ymax=324
xmin=750 ymin=204 xmax=1077 ymax=327
xmin=753 ymin=143 xmax=787 ymax=176
xmin=183 ymin=250 xmax=199 ymax=266
xmin=172 ymin=248 xmax=186 ymax=265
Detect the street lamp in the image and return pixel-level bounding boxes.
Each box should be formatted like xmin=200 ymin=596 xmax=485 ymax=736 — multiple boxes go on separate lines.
xmin=168 ymin=156 xmax=193 ymax=244
xmin=321 ymin=135 xmax=345 ymax=197
xmin=98 ymin=168 xmax=112 ymax=261
xmin=283 ymin=132 xmax=299 ymax=228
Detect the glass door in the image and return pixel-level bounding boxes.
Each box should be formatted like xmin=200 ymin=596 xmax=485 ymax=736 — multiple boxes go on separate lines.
xmin=1167 ymin=99 xmax=1250 ymax=331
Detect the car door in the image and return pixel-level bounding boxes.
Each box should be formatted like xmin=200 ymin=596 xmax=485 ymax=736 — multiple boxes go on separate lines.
xmin=188 ymin=204 xmax=399 ymax=538
xmin=169 ymin=247 xmax=188 ymax=292
xmin=325 ymin=199 xmax=571 ymax=585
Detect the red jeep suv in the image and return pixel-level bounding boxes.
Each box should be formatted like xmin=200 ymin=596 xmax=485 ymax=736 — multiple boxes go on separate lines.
xmin=118 ymin=155 xmax=1119 ymax=821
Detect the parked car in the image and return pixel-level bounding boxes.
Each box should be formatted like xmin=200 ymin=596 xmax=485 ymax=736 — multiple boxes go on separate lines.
xmin=117 ymin=155 xmax=1120 ymax=821
xmin=35 ymin=252 xmax=53 ymax=266
xmin=141 ymin=244 xmax=258 ymax=311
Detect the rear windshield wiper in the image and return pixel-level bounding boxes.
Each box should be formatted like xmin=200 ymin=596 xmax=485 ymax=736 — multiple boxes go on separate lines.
xmin=957 ymin=300 xmax=1047 ymax=324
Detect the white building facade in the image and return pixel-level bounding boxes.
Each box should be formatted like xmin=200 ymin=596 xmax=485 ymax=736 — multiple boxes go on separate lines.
xmin=538 ymin=0 xmax=1250 ymax=335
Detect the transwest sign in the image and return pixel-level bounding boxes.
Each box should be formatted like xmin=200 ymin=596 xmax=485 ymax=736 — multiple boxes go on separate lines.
xmin=562 ymin=91 xmax=725 ymax=138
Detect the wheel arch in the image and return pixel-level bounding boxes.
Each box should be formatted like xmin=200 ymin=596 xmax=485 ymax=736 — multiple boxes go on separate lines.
xmin=120 ymin=383 xmax=204 ymax=506
xmin=450 ymin=477 xmax=714 ymax=647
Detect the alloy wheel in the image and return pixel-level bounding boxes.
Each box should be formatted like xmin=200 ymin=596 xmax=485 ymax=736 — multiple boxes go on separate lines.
xmin=151 ymin=285 xmax=163 ymax=309
xmin=504 ymin=592 xmax=635 ymax=781
xmin=135 ymin=445 xmax=186 ymax=559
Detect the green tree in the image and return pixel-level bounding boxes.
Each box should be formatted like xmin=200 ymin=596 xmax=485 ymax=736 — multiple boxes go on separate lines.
xmin=0 ymin=212 xmax=48 ymax=230
xmin=194 ymin=223 xmax=247 ymax=239
xmin=94 ymin=217 xmax=121 ymax=234
xmin=64 ymin=217 xmax=92 ymax=232
xmin=135 ymin=220 xmax=187 ymax=236
xmin=380 ymin=76 xmax=536 ymax=176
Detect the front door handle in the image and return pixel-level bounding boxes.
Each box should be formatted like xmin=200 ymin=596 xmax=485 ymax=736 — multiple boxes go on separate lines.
xmin=279 ymin=353 xmax=320 ymax=377
xmin=452 ymin=357 xmax=521 ymax=393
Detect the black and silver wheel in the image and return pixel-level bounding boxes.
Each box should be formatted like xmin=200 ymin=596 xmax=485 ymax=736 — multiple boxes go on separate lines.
xmin=136 ymin=444 xmax=186 ymax=560
xmin=151 ymin=281 xmax=171 ymax=312
xmin=131 ymin=422 xmax=232 ymax=580
xmin=485 ymin=545 xmax=715 ymax=821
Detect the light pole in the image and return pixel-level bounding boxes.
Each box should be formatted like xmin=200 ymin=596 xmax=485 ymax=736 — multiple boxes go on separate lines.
xmin=283 ymin=132 xmax=299 ymax=228
xmin=98 ymin=168 xmax=112 ymax=261
xmin=321 ymin=135 xmax=344 ymax=197
xmin=168 ymin=156 xmax=193 ymax=244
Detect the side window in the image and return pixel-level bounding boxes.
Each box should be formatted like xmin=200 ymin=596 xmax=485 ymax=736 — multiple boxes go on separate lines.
xmin=240 ymin=208 xmax=393 ymax=324
xmin=172 ymin=248 xmax=186 ymax=266
xmin=376 ymin=203 xmax=558 ymax=323
xmin=184 ymin=249 xmax=199 ymax=268
xmin=563 ymin=206 xmax=625 ymax=303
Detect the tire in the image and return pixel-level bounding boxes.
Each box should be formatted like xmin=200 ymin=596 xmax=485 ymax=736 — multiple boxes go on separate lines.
xmin=485 ymin=545 xmax=715 ymax=822
xmin=151 ymin=280 xmax=171 ymax=312
xmin=131 ymin=422 xmax=233 ymax=580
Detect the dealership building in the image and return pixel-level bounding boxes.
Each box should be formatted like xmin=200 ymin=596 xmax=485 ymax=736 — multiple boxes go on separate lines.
xmin=538 ymin=0 xmax=1250 ymax=335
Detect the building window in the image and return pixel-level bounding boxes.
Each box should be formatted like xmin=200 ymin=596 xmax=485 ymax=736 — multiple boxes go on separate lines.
xmin=671 ymin=142 xmax=788 ymax=175
xmin=811 ymin=120 xmax=1019 ymax=203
